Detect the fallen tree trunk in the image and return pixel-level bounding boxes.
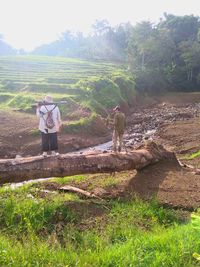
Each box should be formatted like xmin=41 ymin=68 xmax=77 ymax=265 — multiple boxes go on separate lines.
xmin=0 ymin=142 xmax=176 ymax=184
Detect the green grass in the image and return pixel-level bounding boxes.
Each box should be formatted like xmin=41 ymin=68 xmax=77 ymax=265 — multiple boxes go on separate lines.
xmin=49 ymin=173 xmax=122 ymax=190
xmin=48 ymin=172 xmax=121 ymax=188
xmin=50 ymin=174 xmax=88 ymax=185
xmin=0 ymin=182 xmax=199 ymax=267
xmin=182 ymin=150 xmax=200 ymax=160
xmin=62 ymin=113 xmax=108 ymax=135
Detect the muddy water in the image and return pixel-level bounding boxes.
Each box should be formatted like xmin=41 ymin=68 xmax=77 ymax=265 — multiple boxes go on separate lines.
xmin=76 ymin=129 xmax=156 ymax=154
xmin=75 ymin=102 xmax=199 ymax=153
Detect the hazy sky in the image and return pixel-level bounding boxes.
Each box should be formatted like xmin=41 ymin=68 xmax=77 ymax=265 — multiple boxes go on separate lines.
xmin=0 ymin=0 xmax=200 ymax=51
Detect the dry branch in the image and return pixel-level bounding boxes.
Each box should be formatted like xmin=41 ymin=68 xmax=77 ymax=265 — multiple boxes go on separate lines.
xmin=0 ymin=142 xmax=176 ymax=185
xmin=59 ymin=185 xmax=103 ymax=200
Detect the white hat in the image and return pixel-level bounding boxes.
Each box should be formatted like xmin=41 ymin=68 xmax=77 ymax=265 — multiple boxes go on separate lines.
xmin=44 ymin=95 xmax=53 ymax=103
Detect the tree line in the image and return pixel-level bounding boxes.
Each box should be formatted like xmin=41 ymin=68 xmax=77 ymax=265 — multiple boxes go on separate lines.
xmin=2 ymin=14 xmax=200 ymax=93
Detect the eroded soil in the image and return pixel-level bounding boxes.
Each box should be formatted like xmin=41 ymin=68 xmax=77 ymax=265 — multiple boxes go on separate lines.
xmin=0 ymin=111 xmax=110 ymax=158
xmin=2 ymin=93 xmax=200 ymax=209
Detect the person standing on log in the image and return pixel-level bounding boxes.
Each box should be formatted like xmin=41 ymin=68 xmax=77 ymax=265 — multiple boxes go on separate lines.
xmin=112 ymin=105 xmax=126 ymax=152
xmin=36 ymin=95 xmax=62 ymax=157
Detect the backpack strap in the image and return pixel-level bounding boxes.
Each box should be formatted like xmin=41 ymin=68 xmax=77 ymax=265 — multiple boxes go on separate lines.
xmin=44 ymin=104 xmax=57 ymax=114
xmin=39 ymin=105 xmax=57 ymax=131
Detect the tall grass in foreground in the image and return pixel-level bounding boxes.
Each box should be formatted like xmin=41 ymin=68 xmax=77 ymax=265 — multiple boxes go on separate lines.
xmin=0 ymin=185 xmax=199 ymax=266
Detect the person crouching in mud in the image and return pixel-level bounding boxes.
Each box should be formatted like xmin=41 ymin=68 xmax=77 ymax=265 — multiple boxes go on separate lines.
xmin=36 ymin=95 xmax=62 ymax=157
xmin=112 ymin=105 xmax=126 ymax=152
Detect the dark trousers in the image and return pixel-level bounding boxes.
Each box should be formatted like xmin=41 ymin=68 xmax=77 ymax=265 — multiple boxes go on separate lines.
xmin=41 ymin=132 xmax=58 ymax=152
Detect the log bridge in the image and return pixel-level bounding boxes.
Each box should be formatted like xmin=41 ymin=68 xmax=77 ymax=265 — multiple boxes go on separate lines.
xmin=0 ymin=142 xmax=176 ymax=185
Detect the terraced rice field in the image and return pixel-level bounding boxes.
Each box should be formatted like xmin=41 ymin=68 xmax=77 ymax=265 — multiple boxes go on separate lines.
xmin=0 ymin=55 xmax=130 ymax=116
xmin=0 ymin=56 xmax=121 ymax=92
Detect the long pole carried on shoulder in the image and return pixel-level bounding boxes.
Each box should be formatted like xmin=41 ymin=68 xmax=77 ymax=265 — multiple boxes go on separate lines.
xmin=32 ymin=101 xmax=67 ymax=107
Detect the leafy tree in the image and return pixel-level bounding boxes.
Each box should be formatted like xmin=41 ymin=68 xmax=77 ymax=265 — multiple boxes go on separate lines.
xmin=91 ymin=19 xmax=110 ymax=36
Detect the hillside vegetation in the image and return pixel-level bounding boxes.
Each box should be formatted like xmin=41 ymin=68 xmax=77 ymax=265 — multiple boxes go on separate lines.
xmin=0 ymin=56 xmax=136 ymax=126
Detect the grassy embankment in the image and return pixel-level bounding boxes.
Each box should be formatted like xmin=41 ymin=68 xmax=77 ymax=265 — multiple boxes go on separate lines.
xmin=0 ymin=56 xmax=136 ymax=134
xmin=0 ymin=175 xmax=200 ymax=267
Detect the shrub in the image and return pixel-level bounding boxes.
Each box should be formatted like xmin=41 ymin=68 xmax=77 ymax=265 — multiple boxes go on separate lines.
xmin=8 ymin=94 xmax=35 ymax=110
xmin=76 ymin=77 xmax=125 ymax=109
xmin=62 ymin=113 xmax=108 ymax=135
xmin=111 ymin=73 xmax=136 ymax=106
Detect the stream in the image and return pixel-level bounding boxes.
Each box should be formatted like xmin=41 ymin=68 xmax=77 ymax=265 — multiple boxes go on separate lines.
xmin=76 ymin=102 xmax=200 ymax=153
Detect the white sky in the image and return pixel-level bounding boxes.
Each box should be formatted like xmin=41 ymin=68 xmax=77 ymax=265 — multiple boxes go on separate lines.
xmin=0 ymin=0 xmax=200 ymax=51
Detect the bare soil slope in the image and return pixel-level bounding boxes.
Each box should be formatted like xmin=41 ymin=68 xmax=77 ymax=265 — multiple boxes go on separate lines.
xmin=127 ymin=117 xmax=200 ymax=209
xmin=156 ymin=119 xmax=200 ymax=155
xmin=0 ymin=111 xmax=109 ymax=158
xmin=126 ymin=159 xmax=200 ymax=209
